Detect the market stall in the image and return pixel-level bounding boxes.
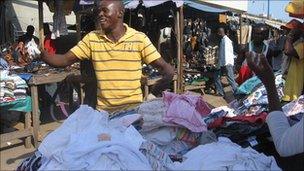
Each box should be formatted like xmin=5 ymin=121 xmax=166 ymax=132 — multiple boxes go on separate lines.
xmin=0 ymin=0 xmax=82 ymax=148
xmin=123 ymin=0 xmax=248 ymax=93
xmin=0 ymin=70 xmax=32 ymax=148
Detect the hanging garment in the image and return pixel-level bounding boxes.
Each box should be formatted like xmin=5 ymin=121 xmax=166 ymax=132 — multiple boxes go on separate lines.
xmin=162 ymin=92 xmax=211 ymax=132
xmin=51 ymin=0 xmax=68 ymax=39
xmin=237 ymin=24 xmax=252 ymax=44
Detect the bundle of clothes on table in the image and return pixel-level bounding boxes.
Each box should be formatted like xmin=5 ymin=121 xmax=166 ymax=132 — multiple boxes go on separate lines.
xmin=18 ymin=91 xmax=288 ymax=170
xmin=0 ymin=70 xmax=28 ymax=103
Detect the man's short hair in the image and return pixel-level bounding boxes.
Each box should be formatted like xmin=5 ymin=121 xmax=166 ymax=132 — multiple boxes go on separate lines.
xmin=253 ymin=23 xmax=269 ymax=32
xmin=26 ymin=25 xmax=35 ymax=32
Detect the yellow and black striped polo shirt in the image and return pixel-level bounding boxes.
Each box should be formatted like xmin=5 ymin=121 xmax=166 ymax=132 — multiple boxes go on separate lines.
xmin=70 ymin=24 xmax=161 ymax=113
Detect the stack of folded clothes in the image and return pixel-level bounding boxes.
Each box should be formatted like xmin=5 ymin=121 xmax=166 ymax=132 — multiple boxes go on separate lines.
xmin=0 ymin=70 xmax=28 ymax=103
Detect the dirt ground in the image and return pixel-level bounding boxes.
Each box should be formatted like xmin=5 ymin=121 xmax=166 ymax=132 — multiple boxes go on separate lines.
xmin=0 ymin=87 xmax=234 ymax=170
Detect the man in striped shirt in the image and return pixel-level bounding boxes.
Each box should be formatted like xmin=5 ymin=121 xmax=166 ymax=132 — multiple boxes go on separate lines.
xmin=40 ymin=0 xmax=174 ymax=113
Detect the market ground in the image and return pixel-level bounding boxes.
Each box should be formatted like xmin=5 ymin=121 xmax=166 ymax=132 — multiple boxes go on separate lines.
xmin=0 ymin=86 xmax=234 ymax=170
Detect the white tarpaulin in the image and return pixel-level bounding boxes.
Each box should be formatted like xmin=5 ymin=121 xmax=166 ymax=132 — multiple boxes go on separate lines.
xmin=124 ymin=0 xmax=183 ymax=9
xmin=124 ymin=0 xmax=248 ymax=12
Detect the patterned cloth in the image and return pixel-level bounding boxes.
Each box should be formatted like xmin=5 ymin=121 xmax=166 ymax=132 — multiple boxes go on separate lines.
xmin=176 ymin=128 xmax=201 ymax=146
xmin=139 ymin=141 xmax=173 ymax=171
xmin=17 ymin=151 xmax=42 ymax=171
xmin=283 ymin=95 xmax=304 ymax=117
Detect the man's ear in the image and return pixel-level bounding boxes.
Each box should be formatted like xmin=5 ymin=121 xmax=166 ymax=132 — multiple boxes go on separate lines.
xmin=118 ymin=9 xmax=124 ymax=18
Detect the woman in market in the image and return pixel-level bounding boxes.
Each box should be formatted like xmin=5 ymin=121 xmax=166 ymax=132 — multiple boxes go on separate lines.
xmin=281 ymin=26 xmax=304 ymax=102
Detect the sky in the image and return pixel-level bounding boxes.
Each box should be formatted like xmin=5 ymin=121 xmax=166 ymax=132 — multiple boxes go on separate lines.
xmin=247 ymin=0 xmax=292 ymax=22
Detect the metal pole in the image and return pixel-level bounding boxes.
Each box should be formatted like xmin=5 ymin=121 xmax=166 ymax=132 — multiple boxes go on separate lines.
xmin=38 ymin=1 xmax=44 ymax=49
xmin=179 ymin=6 xmax=184 ymax=93
xmin=267 ymin=0 xmax=270 ymax=19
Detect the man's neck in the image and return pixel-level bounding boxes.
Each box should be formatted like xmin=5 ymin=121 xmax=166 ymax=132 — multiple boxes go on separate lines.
xmin=105 ymin=23 xmax=126 ymax=43
xmin=253 ymin=41 xmax=264 ymax=47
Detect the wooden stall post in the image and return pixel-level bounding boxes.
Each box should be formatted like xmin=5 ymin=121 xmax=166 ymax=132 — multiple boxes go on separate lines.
xmin=176 ymin=8 xmax=181 ymax=93
xmin=24 ymin=112 xmax=32 ymax=148
xmin=38 ymin=1 xmax=44 ymax=49
xmin=76 ymin=13 xmax=82 ymax=41
xmin=239 ymin=13 xmax=243 ymax=45
xmin=176 ymin=6 xmax=184 ymax=93
xmin=31 ymin=85 xmax=39 ymax=148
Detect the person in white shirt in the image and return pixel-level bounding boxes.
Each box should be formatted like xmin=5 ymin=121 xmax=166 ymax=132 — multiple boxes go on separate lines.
xmin=214 ymin=27 xmax=238 ymax=97
xmin=246 ymin=49 xmax=303 ymax=170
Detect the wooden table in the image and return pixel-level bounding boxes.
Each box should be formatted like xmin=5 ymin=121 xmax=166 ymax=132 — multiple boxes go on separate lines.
xmin=143 ymin=74 xmax=178 ymax=100
xmin=28 ymin=70 xmax=80 ymax=148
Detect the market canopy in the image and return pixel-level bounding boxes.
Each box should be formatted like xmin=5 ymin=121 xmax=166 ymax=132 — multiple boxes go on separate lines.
xmin=123 ymin=0 xmax=248 ymax=13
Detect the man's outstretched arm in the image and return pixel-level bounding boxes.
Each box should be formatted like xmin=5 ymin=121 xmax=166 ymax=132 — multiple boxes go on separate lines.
xmin=149 ymin=58 xmax=174 ymax=96
xmin=41 ymin=50 xmax=80 ymax=68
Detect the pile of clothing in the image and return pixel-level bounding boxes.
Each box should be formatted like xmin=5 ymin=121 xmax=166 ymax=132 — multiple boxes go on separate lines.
xmin=197 ymin=74 xmax=285 ymax=148
xmin=0 ymin=70 xmax=28 ymax=103
xmin=234 ymin=74 xmax=285 ymax=115
xmin=142 ymin=64 xmax=160 ymax=79
xmin=18 ymin=92 xmax=282 ymax=170
xmin=203 ymin=46 xmax=218 ymax=66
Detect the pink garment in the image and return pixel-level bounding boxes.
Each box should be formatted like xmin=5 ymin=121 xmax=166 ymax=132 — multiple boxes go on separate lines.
xmin=162 ymin=92 xmax=211 ymax=132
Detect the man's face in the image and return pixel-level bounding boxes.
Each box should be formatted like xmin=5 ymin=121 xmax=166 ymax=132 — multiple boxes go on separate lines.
xmin=217 ymin=28 xmax=224 ymax=37
xmin=27 ymin=28 xmax=34 ymax=36
xmin=97 ymin=1 xmax=122 ymax=31
xmin=252 ymin=27 xmax=268 ymax=44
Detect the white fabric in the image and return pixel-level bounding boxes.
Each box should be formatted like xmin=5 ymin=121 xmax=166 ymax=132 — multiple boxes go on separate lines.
xmin=266 ymin=111 xmax=304 ymax=157
xmin=141 ymin=127 xmax=178 ymax=146
xmin=25 ymin=38 xmax=41 ymax=59
xmin=171 ymin=137 xmax=281 ymax=170
xmin=219 ymin=35 xmax=235 ymax=67
xmin=210 ymin=106 xmax=236 ymax=117
xmin=138 ymin=98 xmax=175 ymax=132
xmin=38 ymin=105 xmax=151 ymax=170
xmin=79 ymin=0 xmax=94 ymax=5
xmin=117 ymin=114 xmax=142 ymax=127
xmin=0 ymin=70 xmax=9 ymax=81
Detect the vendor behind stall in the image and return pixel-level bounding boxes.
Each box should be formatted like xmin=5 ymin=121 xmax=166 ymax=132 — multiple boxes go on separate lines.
xmin=18 ymin=25 xmax=39 ymax=46
xmin=40 ymin=0 xmax=174 ymax=113
xmin=236 ymin=23 xmax=271 ymax=84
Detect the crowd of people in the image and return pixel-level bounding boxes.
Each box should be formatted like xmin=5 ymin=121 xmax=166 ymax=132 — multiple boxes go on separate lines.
xmin=180 ymin=4 xmax=304 ymax=168
xmin=1 ymin=0 xmax=303 ymax=170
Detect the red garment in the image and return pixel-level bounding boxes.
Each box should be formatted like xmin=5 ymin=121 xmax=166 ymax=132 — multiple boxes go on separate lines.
xmin=289 ymin=13 xmax=304 ymax=19
xmin=44 ymin=35 xmax=56 ymax=54
xmin=208 ymin=112 xmax=268 ymax=129
xmin=236 ymin=64 xmax=253 ymax=85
